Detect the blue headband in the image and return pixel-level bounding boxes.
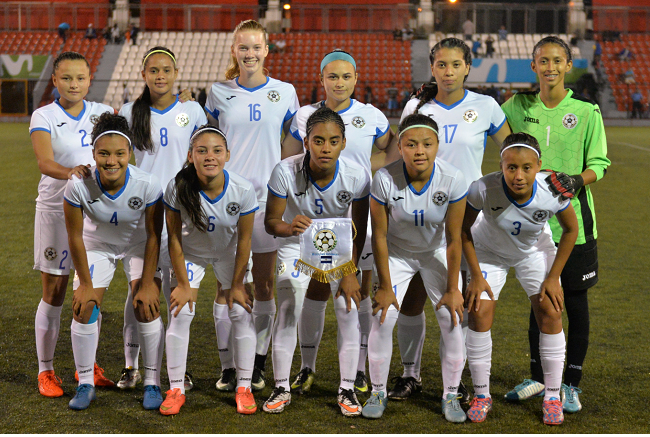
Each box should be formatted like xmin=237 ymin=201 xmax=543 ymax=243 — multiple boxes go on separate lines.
xmin=320 ymin=51 xmax=356 ymax=73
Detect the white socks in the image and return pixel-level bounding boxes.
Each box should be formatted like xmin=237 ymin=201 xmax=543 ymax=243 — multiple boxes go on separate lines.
xmin=435 ymin=307 xmax=464 ymax=398
xmin=166 ymin=303 xmax=194 ymax=394
xmin=333 ymin=295 xmax=360 ymax=391
xmin=299 ymin=298 xmax=327 ymax=373
xmin=229 ymin=303 xmax=256 ymax=389
xmin=252 ymin=299 xmax=276 ymax=357
xmin=368 ymin=310 xmax=399 ymax=395
xmin=138 ymin=317 xmax=164 ymax=387
xmin=540 ymin=331 xmax=566 ymax=401
xmin=213 ymin=302 xmax=235 ymax=370
xmin=272 ymin=287 xmax=305 ymax=390
xmin=71 ymin=319 xmax=98 ymax=386
xmin=357 ymin=296 xmax=372 ymax=373
xmin=123 ymin=284 xmax=140 ymax=370
xmin=467 ymin=329 xmax=492 ymax=398
xmin=397 ymin=312 xmax=426 ymax=380
xmin=35 ymin=299 xmax=62 ymax=374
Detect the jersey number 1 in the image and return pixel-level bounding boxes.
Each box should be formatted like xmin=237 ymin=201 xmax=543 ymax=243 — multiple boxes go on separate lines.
xmin=248 ymin=104 xmax=261 ymax=122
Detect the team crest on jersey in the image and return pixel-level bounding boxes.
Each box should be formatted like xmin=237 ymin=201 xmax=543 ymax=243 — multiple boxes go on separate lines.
xmin=313 ymin=229 xmax=338 ymax=252
xmin=562 ymin=113 xmax=578 ymax=129
xmin=267 ymin=90 xmax=281 ymax=102
xmin=532 ymin=210 xmax=549 ymax=222
xmin=463 ymin=109 xmax=478 ymax=123
xmin=89 ymin=115 xmax=99 ymax=124
xmin=175 ymin=113 xmax=190 ymax=127
xmin=277 ymin=262 xmax=287 ymax=276
xmin=337 ymin=190 xmax=353 ymax=204
xmin=44 ymin=247 xmax=57 ymax=261
xmin=351 ymin=116 xmax=366 ymax=129
xmin=432 ymin=191 xmax=448 ymax=206
xmin=128 ymin=196 xmax=144 ymax=210
xmin=226 ymin=202 xmax=241 ymax=216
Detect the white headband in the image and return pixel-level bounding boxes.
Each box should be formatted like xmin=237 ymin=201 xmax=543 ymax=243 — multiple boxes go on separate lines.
xmin=189 ymin=126 xmax=228 ymax=146
xmin=93 ymin=130 xmax=132 ymax=148
xmin=500 ymin=143 xmax=540 ymax=158
xmin=398 ymin=124 xmax=439 ymax=139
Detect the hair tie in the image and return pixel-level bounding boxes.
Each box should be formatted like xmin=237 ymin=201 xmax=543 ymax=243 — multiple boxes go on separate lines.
xmin=93 ymin=130 xmax=132 ymax=148
xmin=320 ymin=50 xmax=356 ymax=73
xmin=142 ymin=49 xmax=176 ymax=68
xmin=398 ymin=124 xmax=439 ymax=138
xmin=500 ymin=143 xmax=540 ymax=158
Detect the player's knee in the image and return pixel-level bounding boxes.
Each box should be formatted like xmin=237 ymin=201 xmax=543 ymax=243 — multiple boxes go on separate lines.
xmin=133 ymin=301 xmax=160 ymax=322
xmin=75 ymin=304 xmax=100 ymax=324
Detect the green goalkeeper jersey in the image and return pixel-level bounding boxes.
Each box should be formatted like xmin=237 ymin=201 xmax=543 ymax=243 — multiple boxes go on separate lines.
xmin=502 ymin=89 xmax=610 ymax=245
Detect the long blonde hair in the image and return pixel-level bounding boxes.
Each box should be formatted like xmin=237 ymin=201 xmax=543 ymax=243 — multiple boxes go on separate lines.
xmin=225 ymin=20 xmax=269 ymax=80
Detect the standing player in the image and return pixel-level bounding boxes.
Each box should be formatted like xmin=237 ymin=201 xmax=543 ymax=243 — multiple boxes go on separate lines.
xmin=262 ymin=107 xmax=369 ymax=416
xmin=462 ymin=133 xmax=578 ymax=425
xmin=118 ymin=46 xmax=207 ymax=390
xmin=63 ymin=113 xmax=164 ymax=410
xmin=390 ymin=37 xmax=511 ymax=402
xmin=281 ymin=49 xmax=398 ymax=395
xmin=30 ymin=51 xmax=115 ymax=398
xmin=363 ymin=114 xmax=467 ymax=422
xmin=161 ymin=126 xmax=259 ymax=415
xmin=501 ymin=36 xmax=610 ymax=413
xmin=205 ymin=19 xmax=300 ymax=391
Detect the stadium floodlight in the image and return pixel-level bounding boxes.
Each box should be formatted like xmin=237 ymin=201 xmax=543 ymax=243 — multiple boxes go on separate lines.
xmin=283 ymin=3 xmax=291 ymax=10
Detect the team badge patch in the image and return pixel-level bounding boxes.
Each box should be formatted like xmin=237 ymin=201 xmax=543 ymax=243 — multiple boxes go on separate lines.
xmin=351 ymin=116 xmax=366 ymax=129
xmin=267 ymin=90 xmax=280 ymax=102
xmin=89 ymin=115 xmax=99 ymax=124
xmin=277 ymin=262 xmax=287 ymax=276
xmin=44 ymin=247 xmax=57 ymax=261
xmin=562 ymin=113 xmax=578 ymax=129
xmin=432 ymin=191 xmax=448 ymax=206
xmin=226 ymin=202 xmax=241 ymax=216
xmin=532 ymin=210 xmax=549 ymax=222
xmin=175 ymin=113 xmax=190 ymax=127
xmin=128 ymin=196 xmax=144 ymax=210
xmin=336 ymin=190 xmax=353 ymax=204
xmin=313 ymin=229 xmax=338 ymax=252
xmin=463 ymin=109 xmax=478 ymax=123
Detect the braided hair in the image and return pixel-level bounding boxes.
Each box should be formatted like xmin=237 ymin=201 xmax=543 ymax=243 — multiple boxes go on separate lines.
xmin=301 ymin=107 xmax=346 ymax=189
xmin=532 ymin=36 xmax=572 ymax=62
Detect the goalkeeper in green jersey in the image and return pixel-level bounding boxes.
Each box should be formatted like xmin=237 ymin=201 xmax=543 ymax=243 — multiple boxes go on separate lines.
xmin=501 ymin=36 xmax=610 ymax=415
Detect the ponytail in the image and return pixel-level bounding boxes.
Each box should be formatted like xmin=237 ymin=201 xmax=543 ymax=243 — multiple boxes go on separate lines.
xmin=413 ymin=81 xmax=439 ymax=113
xmin=225 ymin=19 xmax=268 ymax=80
xmin=174 ymin=164 xmax=209 ymax=233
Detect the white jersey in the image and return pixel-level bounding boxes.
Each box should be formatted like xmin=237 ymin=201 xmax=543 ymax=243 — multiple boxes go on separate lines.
xmin=205 ymin=77 xmax=300 ymax=202
xmin=267 ymin=154 xmax=370 ymax=246
xmin=29 ymin=100 xmax=114 ymax=212
xmin=118 ymin=97 xmax=207 ymax=189
xmin=289 ymin=99 xmax=390 ymax=176
xmin=371 ymin=158 xmax=467 ymax=253
xmin=163 ymin=170 xmax=259 ymax=259
xmin=64 ymin=165 xmax=162 ymax=249
xmin=401 ymin=90 xmax=507 ymax=183
xmin=467 ymin=171 xmax=570 ymax=258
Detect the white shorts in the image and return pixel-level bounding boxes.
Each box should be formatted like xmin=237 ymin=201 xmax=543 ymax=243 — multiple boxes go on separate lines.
xmin=171 ymin=253 xmax=253 ymax=290
xmin=251 ymin=206 xmax=279 ymax=253
xmin=473 ymin=231 xmax=557 ymax=300
xmin=275 ymin=242 xmax=340 ymax=294
xmin=34 ymin=210 xmax=72 ymax=275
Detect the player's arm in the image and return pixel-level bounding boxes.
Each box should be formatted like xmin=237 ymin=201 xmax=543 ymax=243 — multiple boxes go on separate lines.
xmin=281 ymin=132 xmax=304 ymax=160
xmin=489 ymin=120 xmax=512 ymax=146
xmin=582 ymin=104 xmax=611 ymax=186
xmin=461 ymin=205 xmax=494 ymax=312
xmin=264 ymin=191 xmax=311 ymax=237
xmin=372 ymin=128 xmax=400 ymax=170
xmin=227 ymin=212 xmax=254 ymax=313
xmin=206 ymin=112 xmax=219 ymax=128
xmin=165 ymin=205 xmax=194 ymax=316
xmin=31 ymin=131 xmax=91 ymax=180
xmin=369 ymin=196 xmax=398 ymax=324
xmin=335 ymin=196 xmax=368 ymax=312
xmin=436 ymin=197 xmax=466 ymax=325
xmin=133 ymin=199 xmax=164 ymax=321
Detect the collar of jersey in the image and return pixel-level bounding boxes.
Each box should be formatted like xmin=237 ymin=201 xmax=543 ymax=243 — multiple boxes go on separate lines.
xmin=95 ymin=166 xmax=130 ymax=200
xmin=150 ymin=96 xmax=179 ymax=115
xmin=535 ymin=88 xmax=573 ymax=110
xmin=404 ymin=161 xmax=436 ymax=196
xmin=55 ymin=99 xmax=86 ymax=121
xmin=235 ymin=76 xmax=269 ymax=92
xmin=200 ymin=170 xmax=229 ymax=204
xmin=433 ymin=89 xmax=468 ymax=111
xmin=320 ymin=99 xmax=354 ymax=114
xmin=501 ymin=174 xmax=537 ymax=208
xmin=309 ymin=161 xmax=339 ymax=192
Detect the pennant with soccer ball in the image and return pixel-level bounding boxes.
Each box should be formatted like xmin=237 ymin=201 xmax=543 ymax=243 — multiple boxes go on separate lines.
xmin=296 ymin=218 xmax=357 ymax=283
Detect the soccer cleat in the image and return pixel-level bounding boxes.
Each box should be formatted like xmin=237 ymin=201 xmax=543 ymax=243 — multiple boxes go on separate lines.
xmin=458 ymin=380 xmax=472 ymax=405
xmin=38 ymin=370 xmax=63 ymax=398
xmin=263 ymin=387 xmax=292 ymax=414
xmin=354 ymin=371 xmax=369 ymax=394
xmin=441 ymin=393 xmax=467 ymax=423
xmin=235 ymin=386 xmax=257 ymax=414
xmin=337 ymin=388 xmax=362 ymax=417
xmin=215 ymin=368 xmax=236 ymax=392
xmin=143 ymin=385 xmax=163 ymax=410
xmin=504 ymin=379 xmax=545 ymax=401
xmin=362 ymin=392 xmax=387 ymax=419
xmin=387 ymin=376 xmax=422 ymax=400
xmin=159 ymin=388 xmax=185 ymax=416
xmin=467 ymin=395 xmax=492 ymax=423
xmin=117 ymin=367 xmax=141 ymax=389
xmin=184 ymin=372 xmax=194 ymax=391
xmin=561 ymin=384 xmax=583 ymax=413
xmin=290 ymin=367 xmax=315 ymax=394
xmin=76 ymin=363 xmax=115 ymax=387
xmin=251 ymin=367 xmax=266 ymax=392
xmin=543 ymin=397 xmax=564 ymax=425
xmin=69 ymin=384 xmax=96 ymax=410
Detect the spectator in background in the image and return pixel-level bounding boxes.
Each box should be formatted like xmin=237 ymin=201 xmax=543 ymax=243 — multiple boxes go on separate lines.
xmin=122 ymin=82 xmax=129 ymax=104
xmin=364 ymin=85 xmax=374 ymax=104
xmin=102 ymin=26 xmax=111 ymax=42
xmin=618 ymin=47 xmax=634 ymax=61
xmin=485 ymin=35 xmax=495 ymax=58
xmin=57 ymin=22 xmax=70 ymax=43
xmin=387 ymin=83 xmax=399 ymax=117
xmin=129 ymin=24 xmax=139 ymax=46
xmin=623 ymin=68 xmax=635 ymax=85
xmin=402 ymin=25 xmax=414 ymax=42
xmin=276 ymin=38 xmax=286 ymax=54
xmin=434 ymin=17 xmax=443 ymax=40
xmin=85 ymin=23 xmax=97 ymax=40
xmin=498 ymin=25 xmax=508 ymax=41
xmin=393 ymin=28 xmax=402 ymax=41
xmin=310 ymin=86 xmax=318 ymax=104
xmin=111 ymin=24 xmax=121 ymax=44
xmin=472 ymin=38 xmax=481 ymax=58
xmin=198 ymin=87 xmax=207 ymax=109
xmin=631 ymin=89 xmax=644 ymax=119
xmin=593 ymin=41 xmax=602 ymax=63
xmin=463 ymin=19 xmax=475 ymax=41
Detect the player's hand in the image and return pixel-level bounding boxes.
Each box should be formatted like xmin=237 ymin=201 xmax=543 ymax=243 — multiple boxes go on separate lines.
xmin=132 ymin=280 xmax=161 ymax=321
xmin=336 ymin=272 xmax=361 ymax=313
xmin=372 ymin=284 xmax=400 ymax=325
xmin=465 ymin=274 xmax=494 ymax=313
xmin=170 ymin=284 xmax=194 ymax=317
xmin=72 ymin=284 xmax=101 ymax=321
xmin=178 ymin=88 xmax=195 ymax=103
xmin=68 ymin=164 xmax=91 ymax=180
xmin=544 ymin=170 xmax=584 ymax=200
xmin=290 ymin=215 xmax=312 ymax=236
xmin=226 ymin=282 xmax=253 ymax=313
xmin=539 ymin=276 xmax=564 ymax=312
xmin=436 ymin=288 xmax=464 ymax=326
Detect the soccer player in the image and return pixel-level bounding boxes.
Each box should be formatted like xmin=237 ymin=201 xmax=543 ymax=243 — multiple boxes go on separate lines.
xmin=391 ymin=37 xmax=511 ymax=402
xmin=63 ymin=113 xmax=164 ymax=410
xmin=281 ymin=49 xmax=398 ymax=395
xmin=30 ymin=51 xmax=115 ymax=398
xmin=363 ymin=114 xmax=467 ymax=422
xmin=205 ymin=20 xmax=300 ymax=391
xmin=262 ymin=107 xmax=369 ymax=416
xmin=462 ymin=133 xmax=579 ymax=425
xmin=161 ymin=126 xmax=259 ymax=415
xmin=501 ymin=36 xmax=610 ymax=413
xmin=118 ymin=46 xmax=207 ymax=390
